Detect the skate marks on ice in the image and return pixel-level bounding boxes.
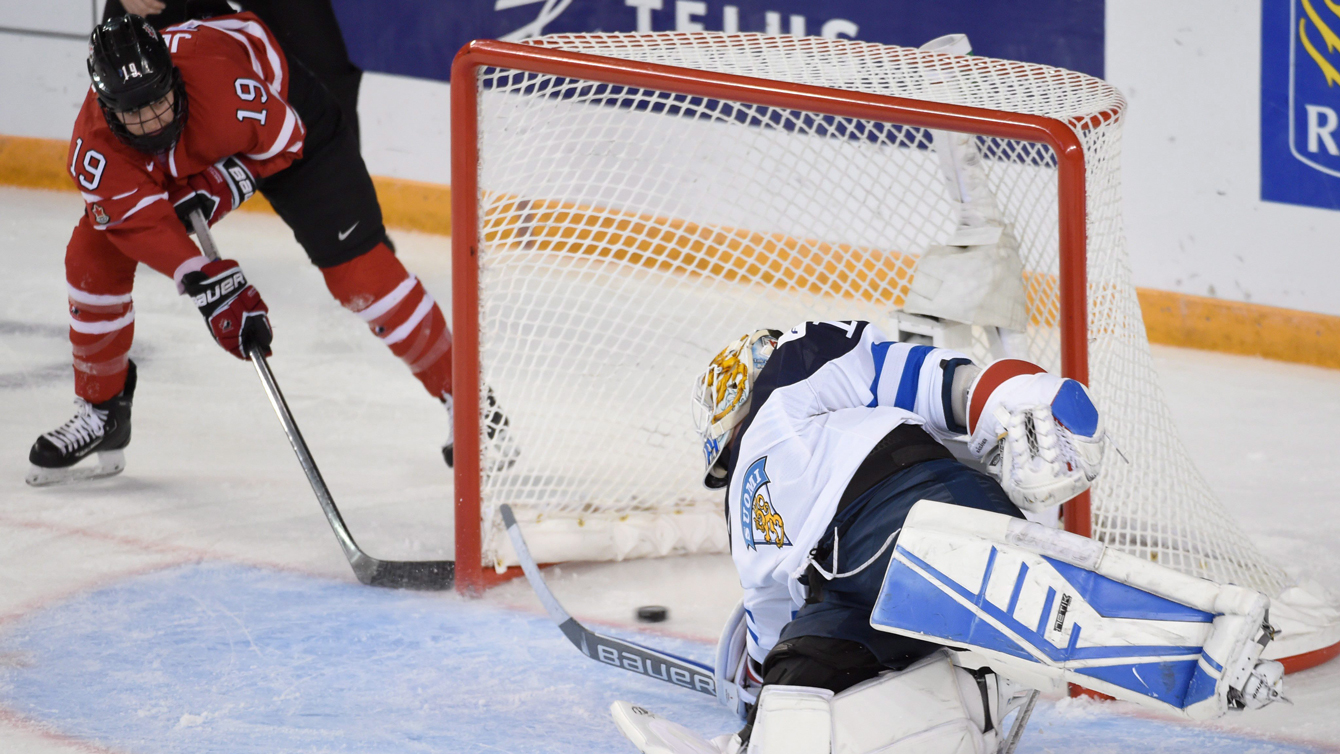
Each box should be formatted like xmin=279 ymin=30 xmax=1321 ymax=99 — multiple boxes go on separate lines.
xmin=0 ymin=562 xmax=740 ymax=754
xmin=0 ymin=320 xmax=65 ymax=341
xmin=0 ymin=320 xmax=94 ymax=391
xmin=0 ymin=563 xmax=1334 ymax=754
xmin=0 ymin=318 xmax=162 ymax=391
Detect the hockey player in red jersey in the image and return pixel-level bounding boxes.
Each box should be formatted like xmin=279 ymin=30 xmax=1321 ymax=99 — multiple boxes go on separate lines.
xmin=26 ymin=12 xmax=512 ymax=485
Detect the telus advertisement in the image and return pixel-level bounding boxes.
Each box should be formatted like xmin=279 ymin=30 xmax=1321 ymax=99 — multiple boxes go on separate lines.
xmin=328 ymin=0 xmax=1104 ymax=81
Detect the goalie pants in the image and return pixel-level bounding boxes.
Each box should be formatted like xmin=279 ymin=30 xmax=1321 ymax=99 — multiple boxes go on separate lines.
xmin=736 ymin=452 xmax=1023 ymax=746
xmin=767 ymin=456 xmax=1025 ymax=688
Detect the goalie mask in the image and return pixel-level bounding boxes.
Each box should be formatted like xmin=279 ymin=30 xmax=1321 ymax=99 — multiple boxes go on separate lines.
xmin=692 ymin=329 xmax=781 ymax=489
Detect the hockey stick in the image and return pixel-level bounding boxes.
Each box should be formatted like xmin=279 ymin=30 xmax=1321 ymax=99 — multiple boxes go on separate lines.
xmin=189 ymin=210 xmax=454 ymax=590
xmin=505 ymin=498 xmax=1042 ymax=749
xmin=499 ymin=503 xmax=718 ymax=697
xmin=1000 ymin=689 xmax=1039 ymax=754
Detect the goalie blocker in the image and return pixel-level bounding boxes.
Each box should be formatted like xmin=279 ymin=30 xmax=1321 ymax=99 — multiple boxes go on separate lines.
xmin=871 ymin=500 xmax=1285 ymax=720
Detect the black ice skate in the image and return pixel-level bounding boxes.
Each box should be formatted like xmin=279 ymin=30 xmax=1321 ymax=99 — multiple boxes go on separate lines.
xmin=26 ymin=361 xmax=137 ymax=487
xmin=442 ymin=386 xmax=519 ymax=472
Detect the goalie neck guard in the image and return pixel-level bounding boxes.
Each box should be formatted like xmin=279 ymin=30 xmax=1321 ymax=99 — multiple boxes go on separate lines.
xmin=692 ymin=329 xmax=781 ymax=489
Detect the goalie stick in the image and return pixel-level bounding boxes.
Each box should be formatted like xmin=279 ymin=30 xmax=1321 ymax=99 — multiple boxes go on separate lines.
xmin=499 ymin=503 xmax=717 ymax=697
xmin=502 ymin=502 xmax=1040 ymax=753
xmin=190 ymin=210 xmax=455 ymax=590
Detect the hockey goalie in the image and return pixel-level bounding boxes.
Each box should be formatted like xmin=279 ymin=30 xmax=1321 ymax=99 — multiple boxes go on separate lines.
xmin=612 ymin=322 xmax=1287 ymax=754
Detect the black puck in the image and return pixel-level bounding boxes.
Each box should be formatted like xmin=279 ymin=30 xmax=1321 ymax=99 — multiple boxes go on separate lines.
xmin=636 ymin=605 xmax=669 ymax=623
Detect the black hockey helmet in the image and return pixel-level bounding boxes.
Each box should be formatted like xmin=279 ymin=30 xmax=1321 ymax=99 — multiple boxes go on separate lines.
xmin=88 ymin=14 xmax=188 ymax=153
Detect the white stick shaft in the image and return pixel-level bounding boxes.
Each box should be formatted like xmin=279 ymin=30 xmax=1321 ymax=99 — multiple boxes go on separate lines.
xmin=188 ymin=210 xmax=219 ymax=261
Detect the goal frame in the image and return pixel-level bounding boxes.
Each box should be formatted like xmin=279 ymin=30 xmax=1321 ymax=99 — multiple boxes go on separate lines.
xmin=449 ymin=37 xmax=1096 ymax=597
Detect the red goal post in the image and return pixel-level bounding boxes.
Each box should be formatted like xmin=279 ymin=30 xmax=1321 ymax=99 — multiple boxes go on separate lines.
xmin=447 ymin=32 xmax=1340 ymax=675
xmin=449 ymin=37 xmax=1097 ymax=596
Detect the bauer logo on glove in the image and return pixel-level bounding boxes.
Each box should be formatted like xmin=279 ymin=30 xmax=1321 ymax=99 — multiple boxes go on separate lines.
xmin=180 ymin=258 xmax=273 ymax=360
xmin=966 ymin=359 xmax=1107 ymax=511
xmin=189 ymin=268 xmax=246 ymax=309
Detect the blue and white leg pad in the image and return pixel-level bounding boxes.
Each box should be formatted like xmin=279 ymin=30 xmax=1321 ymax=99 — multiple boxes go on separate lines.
xmin=871 ymin=501 xmax=1283 ymax=720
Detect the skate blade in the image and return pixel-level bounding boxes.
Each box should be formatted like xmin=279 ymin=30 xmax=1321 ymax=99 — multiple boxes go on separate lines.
xmin=25 ymin=449 xmax=126 ymax=487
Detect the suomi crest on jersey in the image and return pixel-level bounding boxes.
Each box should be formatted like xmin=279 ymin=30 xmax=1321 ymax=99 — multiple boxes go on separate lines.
xmin=740 ymin=457 xmax=791 ymax=550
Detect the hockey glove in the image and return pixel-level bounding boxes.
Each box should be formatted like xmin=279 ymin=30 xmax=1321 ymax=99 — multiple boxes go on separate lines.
xmin=172 ymin=156 xmax=256 ymax=230
xmin=966 ymin=359 xmax=1106 ymax=511
xmin=180 ymin=259 xmax=272 ymax=360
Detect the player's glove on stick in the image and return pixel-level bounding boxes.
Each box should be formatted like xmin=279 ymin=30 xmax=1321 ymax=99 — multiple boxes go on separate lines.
xmin=180 ymin=259 xmax=272 ymax=360
xmin=966 ymin=359 xmax=1106 ymax=511
xmin=172 ymin=156 xmax=256 ymax=230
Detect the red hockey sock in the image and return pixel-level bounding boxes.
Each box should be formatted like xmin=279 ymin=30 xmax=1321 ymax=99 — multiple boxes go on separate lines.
xmin=68 ymin=284 xmax=135 ymax=404
xmin=320 ymin=243 xmax=453 ymax=397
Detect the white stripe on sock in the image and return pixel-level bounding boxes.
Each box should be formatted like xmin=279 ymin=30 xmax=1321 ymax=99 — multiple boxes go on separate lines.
xmin=381 ymin=295 xmax=434 ymax=346
xmin=67 ymin=284 xmax=132 ymax=306
xmin=357 ymin=275 xmax=418 ymax=323
xmin=70 ymin=308 xmax=135 ymax=335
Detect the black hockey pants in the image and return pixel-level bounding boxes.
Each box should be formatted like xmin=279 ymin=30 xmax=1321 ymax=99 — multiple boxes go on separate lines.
xmin=259 ymin=56 xmax=388 ymax=269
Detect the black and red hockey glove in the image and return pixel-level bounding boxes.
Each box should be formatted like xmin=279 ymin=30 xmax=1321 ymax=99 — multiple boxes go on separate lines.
xmin=172 ymin=156 xmax=256 ymax=230
xmin=180 ymin=259 xmax=273 ymax=360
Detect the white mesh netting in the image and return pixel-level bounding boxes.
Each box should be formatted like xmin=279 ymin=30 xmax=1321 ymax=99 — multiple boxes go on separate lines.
xmin=468 ymin=32 xmax=1289 ymax=601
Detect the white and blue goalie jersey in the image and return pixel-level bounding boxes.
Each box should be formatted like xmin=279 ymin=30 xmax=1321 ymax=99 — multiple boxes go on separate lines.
xmin=726 ymin=320 xmax=977 ymax=663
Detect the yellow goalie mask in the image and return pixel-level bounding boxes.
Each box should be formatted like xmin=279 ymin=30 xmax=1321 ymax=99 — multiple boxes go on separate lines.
xmin=692 ymin=329 xmax=782 ymax=488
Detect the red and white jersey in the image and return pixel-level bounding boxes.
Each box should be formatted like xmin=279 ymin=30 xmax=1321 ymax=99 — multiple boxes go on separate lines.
xmin=66 ymin=12 xmax=304 ymax=277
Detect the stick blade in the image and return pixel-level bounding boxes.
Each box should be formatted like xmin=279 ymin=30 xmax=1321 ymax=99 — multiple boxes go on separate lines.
xmin=355 ymin=558 xmax=456 ymax=590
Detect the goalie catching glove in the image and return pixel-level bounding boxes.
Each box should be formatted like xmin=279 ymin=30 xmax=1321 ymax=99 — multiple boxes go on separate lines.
xmin=964 ymin=359 xmax=1106 ymax=511
xmin=180 ymin=258 xmax=272 ymax=360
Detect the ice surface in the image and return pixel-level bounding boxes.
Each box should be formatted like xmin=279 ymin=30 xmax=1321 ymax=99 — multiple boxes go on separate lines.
xmin=0 ymin=562 xmax=1332 ymax=754
xmin=2 ymin=186 xmax=1339 ymax=752
xmin=0 ymin=562 xmax=740 ymax=753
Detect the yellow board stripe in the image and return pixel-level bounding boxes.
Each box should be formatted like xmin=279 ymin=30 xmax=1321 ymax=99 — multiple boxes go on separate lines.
xmin=4 ymin=133 xmax=1337 ymax=370
xmin=481 ymin=194 xmax=917 ymax=309
xmin=0 ymin=134 xmax=451 ymax=234
xmin=0 ymin=134 xmax=70 ymax=191
xmin=1138 ymin=289 xmax=1340 ymax=369
xmin=479 ymin=194 xmax=1064 ymax=328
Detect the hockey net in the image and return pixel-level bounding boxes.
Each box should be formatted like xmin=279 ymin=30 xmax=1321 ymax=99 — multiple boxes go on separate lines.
xmin=450 ymin=33 xmax=1337 ymax=661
